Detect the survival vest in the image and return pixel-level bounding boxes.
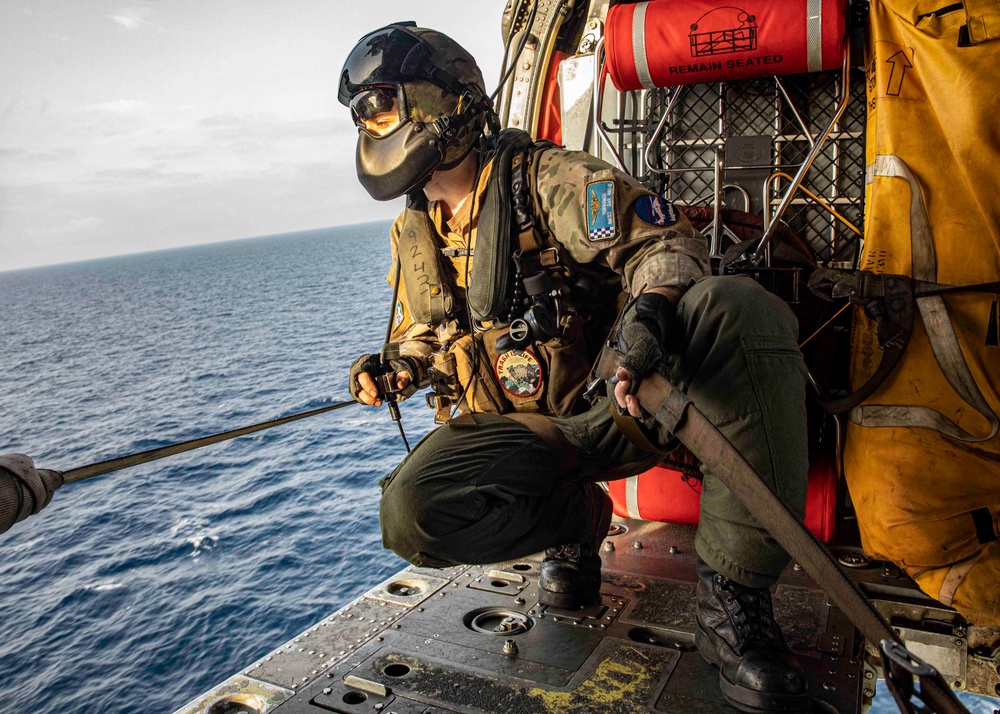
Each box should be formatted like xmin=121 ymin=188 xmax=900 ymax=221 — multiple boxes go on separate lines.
xmin=395 ymin=129 xmax=622 ymax=420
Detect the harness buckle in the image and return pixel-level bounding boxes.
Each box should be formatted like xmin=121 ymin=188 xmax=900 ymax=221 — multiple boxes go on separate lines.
xmin=880 ymin=639 xmax=938 ymax=679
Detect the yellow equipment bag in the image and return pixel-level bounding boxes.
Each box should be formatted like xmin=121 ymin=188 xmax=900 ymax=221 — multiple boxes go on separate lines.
xmin=844 ymin=0 xmax=1000 ymax=624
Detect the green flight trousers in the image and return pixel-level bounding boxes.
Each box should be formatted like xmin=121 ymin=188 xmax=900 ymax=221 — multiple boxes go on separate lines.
xmin=379 ymin=275 xmax=809 ymax=588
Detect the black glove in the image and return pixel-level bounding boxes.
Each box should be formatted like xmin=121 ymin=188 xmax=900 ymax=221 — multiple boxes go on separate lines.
xmin=0 ymin=453 xmax=64 ymax=534
xmin=349 ymin=353 xmax=418 ymax=403
xmin=613 ymin=292 xmax=678 ymax=382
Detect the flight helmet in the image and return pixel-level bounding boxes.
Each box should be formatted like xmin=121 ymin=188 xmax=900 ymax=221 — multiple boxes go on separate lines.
xmin=339 ymin=23 xmax=492 ymax=200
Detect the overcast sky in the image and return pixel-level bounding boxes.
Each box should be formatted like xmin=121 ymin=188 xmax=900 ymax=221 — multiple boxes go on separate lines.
xmin=0 ymin=1 xmax=507 ymax=271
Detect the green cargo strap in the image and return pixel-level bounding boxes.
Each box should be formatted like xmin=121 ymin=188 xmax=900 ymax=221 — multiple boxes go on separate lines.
xmin=503 ymin=412 xmax=580 ymax=476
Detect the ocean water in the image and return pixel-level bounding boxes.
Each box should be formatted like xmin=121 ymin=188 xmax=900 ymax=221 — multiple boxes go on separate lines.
xmin=0 ymin=223 xmax=436 ymax=713
xmin=1 ymin=224 xmax=996 ymax=714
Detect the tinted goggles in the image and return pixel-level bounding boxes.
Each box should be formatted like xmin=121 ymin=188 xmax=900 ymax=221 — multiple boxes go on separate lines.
xmin=350 ymin=87 xmax=406 ymax=137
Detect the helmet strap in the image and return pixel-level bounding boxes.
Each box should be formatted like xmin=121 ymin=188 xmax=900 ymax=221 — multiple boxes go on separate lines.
xmin=427 ymin=86 xmax=494 ymax=171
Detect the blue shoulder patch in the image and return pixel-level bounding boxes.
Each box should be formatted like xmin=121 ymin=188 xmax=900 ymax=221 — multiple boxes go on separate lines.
xmin=586 ymin=180 xmax=617 ymax=241
xmin=394 ymin=300 xmax=404 ymax=328
xmin=633 ymin=195 xmax=678 ymax=227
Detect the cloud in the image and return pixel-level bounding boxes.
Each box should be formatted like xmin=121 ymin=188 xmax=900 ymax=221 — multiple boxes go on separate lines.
xmin=109 ymin=7 xmax=160 ymax=31
xmin=85 ymin=99 xmax=148 ymax=114
xmin=110 ymin=14 xmax=143 ymax=29
xmin=56 ymin=215 xmax=102 ymax=234
xmin=0 ymin=146 xmax=77 ymax=163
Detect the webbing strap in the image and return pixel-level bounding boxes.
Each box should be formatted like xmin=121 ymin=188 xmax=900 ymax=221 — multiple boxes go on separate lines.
xmin=633 ymin=371 xmax=901 ymax=644
xmin=937 ymin=552 xmax=982 ymax=607
xmin=811 ymin=272 xmax=916 ymax=415
xmin=504 ymin=412 xmax=581 ymax=475
xmin=866 ymin=156 xmax=936 ymax=282
xmin=852 ymin=156 xmax=999 ymax=442
xmin=628 ymin=370 xmax=970 ymax=713
xmin=963 ymin=0 xmax=1000 ymax=44
xmin=609 ymin=399 xmax=662 ymax=454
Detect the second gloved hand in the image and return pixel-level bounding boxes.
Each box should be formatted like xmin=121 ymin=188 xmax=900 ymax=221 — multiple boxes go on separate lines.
xmin=1 ymin=454 xmax=65 ymax=535
xmin=349 ymin=353 xmax=418 ymax=406
xmin=611 ymin=292 xmax=677 ymax=417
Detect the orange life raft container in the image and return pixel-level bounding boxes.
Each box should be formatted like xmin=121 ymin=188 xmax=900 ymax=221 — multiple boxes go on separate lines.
xmin=608 ymin=456 xmax=838 ymax=543
xmin=604 ymin=0 xmax=847 ymax=90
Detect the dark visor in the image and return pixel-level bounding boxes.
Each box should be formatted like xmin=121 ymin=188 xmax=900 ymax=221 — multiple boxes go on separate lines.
xmin=337 ymin=23 xmax=427 ymax=105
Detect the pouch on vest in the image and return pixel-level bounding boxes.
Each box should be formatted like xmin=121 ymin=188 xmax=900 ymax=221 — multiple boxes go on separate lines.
xmin=469 ymin=129 xmax=537 ymax=323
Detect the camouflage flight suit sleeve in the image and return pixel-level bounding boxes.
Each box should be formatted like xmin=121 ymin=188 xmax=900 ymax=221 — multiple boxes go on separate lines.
xmin=385 ymin=215 xmax=438 ymax=387
xmin=532 ymin=148 xmax=710 ymax=296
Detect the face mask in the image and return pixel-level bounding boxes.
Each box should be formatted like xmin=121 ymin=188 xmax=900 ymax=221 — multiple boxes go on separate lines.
xmin=355 ymin=120 xmax=445 ymax=201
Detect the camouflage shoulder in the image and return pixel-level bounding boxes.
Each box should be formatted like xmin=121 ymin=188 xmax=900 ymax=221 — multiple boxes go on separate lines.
xmin=534 ymin=147 xmax=617 ymax=187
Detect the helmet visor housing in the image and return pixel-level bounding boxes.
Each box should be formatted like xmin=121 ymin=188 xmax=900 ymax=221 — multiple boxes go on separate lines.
xmin=338 ymin=24 xmax=427 ymax=106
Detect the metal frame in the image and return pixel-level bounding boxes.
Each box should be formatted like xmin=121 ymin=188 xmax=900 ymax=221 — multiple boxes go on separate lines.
xmin=592 ymin=33 xmax=861 ymax=268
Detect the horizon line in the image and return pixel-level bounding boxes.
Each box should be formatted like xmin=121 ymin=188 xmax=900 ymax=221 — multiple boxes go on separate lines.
xmin=0 ymin=218 xmax=395 ymax=275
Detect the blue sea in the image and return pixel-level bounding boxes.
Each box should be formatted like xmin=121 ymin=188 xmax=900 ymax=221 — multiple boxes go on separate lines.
xmin=1 ymin=224 xmax=996 ymax=714
xmin=0 ymin=223 xmax=436 ymax=713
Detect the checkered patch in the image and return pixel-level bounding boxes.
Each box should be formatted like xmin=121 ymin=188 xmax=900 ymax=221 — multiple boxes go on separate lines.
xmin=586 ymin=180 xmax=616 ymax=241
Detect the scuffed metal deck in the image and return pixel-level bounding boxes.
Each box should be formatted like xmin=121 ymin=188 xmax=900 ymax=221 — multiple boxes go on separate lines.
xmin=176 ymin=519 xmax=1000 ymax=714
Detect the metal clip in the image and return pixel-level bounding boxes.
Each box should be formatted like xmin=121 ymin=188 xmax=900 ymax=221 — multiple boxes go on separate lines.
xmin=880 ymin=639 xmax=939 ymax=678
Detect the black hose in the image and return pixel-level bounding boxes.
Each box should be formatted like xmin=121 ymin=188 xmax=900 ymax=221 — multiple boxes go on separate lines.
xmin=491 ymin=0 xmax=540 ymax=104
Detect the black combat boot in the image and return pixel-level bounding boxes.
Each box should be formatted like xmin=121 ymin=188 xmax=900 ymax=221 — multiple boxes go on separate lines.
xmin=695 ymin=559 xmax=810 ymax=713
xmin=537 ymin=482 xmax=613 ymax=609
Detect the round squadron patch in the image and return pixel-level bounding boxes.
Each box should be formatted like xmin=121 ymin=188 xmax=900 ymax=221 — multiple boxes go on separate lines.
xmin=495 ymin=349 xmax=543 ymax=398
xmin=633 ymin=195 xmax=678 ymax=227
xmin=393 ymin=300 xmax=404 ymax=328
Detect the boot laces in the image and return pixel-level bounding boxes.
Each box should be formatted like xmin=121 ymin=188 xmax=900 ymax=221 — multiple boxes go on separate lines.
xmin=544 ymin=543 xmax=583 ymax=562
xmin=719 ymin=577 xmax=783 ymax=651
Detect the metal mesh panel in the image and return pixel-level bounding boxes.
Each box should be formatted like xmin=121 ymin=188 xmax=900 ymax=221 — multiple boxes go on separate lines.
xmin=605 ymin=69 xmax=867 ymax=266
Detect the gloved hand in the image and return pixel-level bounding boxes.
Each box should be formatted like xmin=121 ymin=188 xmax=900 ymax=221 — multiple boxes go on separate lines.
xmin=611 ymin=292 xmax=677 ymax=417
xmin=0 ymin=453 xmax=64 ymax=534
xmin=349 ymin=353 xmax=418 ymax=406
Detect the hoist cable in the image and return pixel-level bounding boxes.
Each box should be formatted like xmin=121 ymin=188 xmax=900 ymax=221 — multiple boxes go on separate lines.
xmin=383 ymin=251 xmax=410 ymax=452
xmin=62 ymin=399 xmax=358 ymax=484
